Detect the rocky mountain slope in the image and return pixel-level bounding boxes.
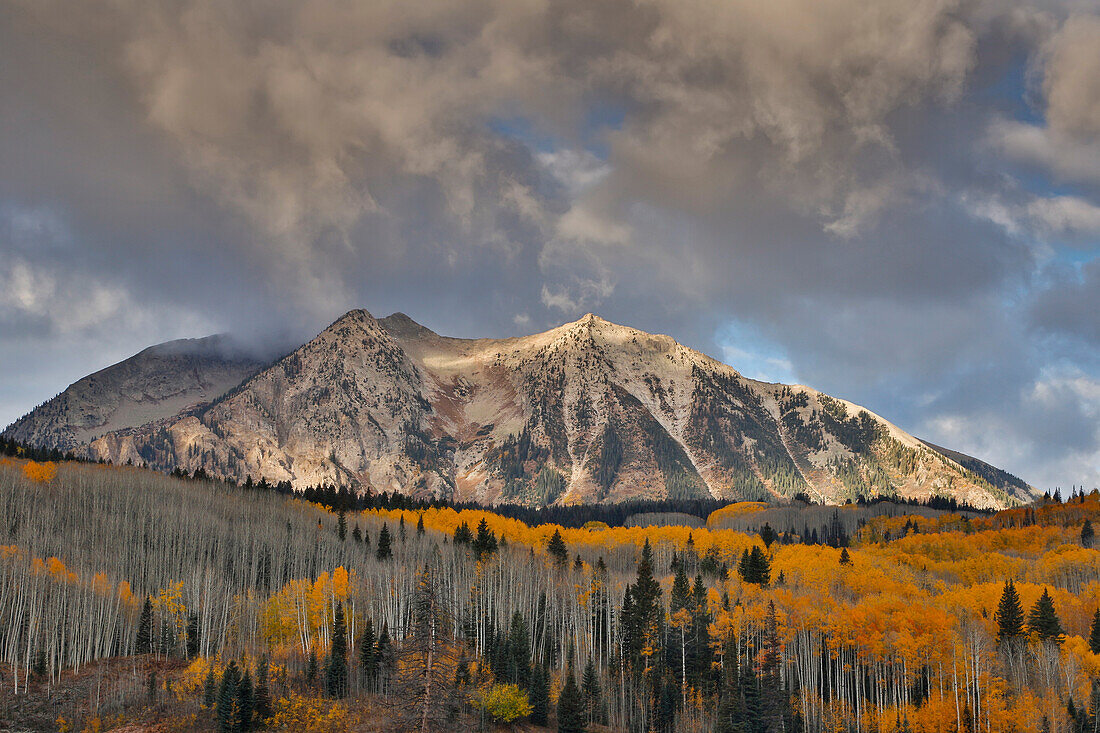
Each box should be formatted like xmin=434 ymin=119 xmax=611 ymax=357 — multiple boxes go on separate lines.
xmin=4 ymin=335 xmax=268 ymax=452
xmin=4 ymin=311 xmax=1033 ymax=508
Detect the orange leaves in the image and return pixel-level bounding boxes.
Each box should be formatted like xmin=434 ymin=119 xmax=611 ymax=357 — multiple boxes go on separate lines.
xmin=22 ymin=460 xmax=57 ymax=483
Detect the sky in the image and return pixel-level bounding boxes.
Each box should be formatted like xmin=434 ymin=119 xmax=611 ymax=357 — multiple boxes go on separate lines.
xmin=2 ymin=0 xmax=1099 ymax=490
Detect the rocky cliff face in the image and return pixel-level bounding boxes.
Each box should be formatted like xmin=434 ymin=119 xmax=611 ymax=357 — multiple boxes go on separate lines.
xmin=4 ymin=310 xmax=1033 ymax=508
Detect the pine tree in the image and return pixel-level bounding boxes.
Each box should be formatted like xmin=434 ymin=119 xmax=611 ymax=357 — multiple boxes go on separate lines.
xmin=359 ymin=617 xmax=378 ymax=685
xmin=254 ymin=656 xmax=272 ymax=721
xmin=453 ymin=521 xmax=472 ymax=545
xmin=1089 ymin=608 xmax=1100 ymax=655
xmin=136 ymin=596 xmax=154 ymax=654
xmin=376 ymin=622 xmax=394 ymax=691
xmin=203 ymin=665 xmax=218 ymax=708
xmin=1082 ymin=519 xmax=1095 ymax=549
xmin=472 ymin=518 xmax=498 ymax=558
xmin=507 ymin=611 xmax=531 ymax=686
xmin=337 ymin=508 xmax=347 ymax=541
xmin=217 ymin=660 xmax=242 ymax=733
xmin=530 ymin=662 xmax=551 ymax=726
xmin=557 ymin=666 xmax=587 ymax=733
xmin=186 ymin=611 xmax=200 ymax=659
xmin=581 ymin=658 xmax=603 ymax=725
xmin=1028 ymin=588 xmax=1065 ymax=643
xmin=376 ymin=523 xmax=393 ymax=560
xmin=548 ymin=529 xmax=569 ymax=566
xmin=995 ymin=581 xmax=1025 ymax=642
xmin=759 ymin=523 xmax=777 ymax=548
xmin=839 ymin=547 xmax=852 ymax=565
xmin=306 ymin=648 xmax=319 ymax=688
xmin=417 ymin=513 xmax=425 ymax=536
xmin=238 ymin=668 xmax=254 ymax=731
xmin=325 ymin=601 xmax=349 ymax=697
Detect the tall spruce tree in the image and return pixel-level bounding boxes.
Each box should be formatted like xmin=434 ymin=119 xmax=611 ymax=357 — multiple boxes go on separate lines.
xmin=203 ymin=666 xmax=218 ymax=708
xmin=1027 ymin=588 xmax=1065 ymax=643
xmin=238 ymin=668 xmax=254 ymax=732
xmin=337 ymin=508 xmax=347 ymax=541
xmin=530 ymin=662 xmax=551 ymax=726
xmin=359 ymin=616 xmax=378 ymax=686
xmin=995 ymin=581 xmax=1025 ymax=642
xmin=135 ymin=596 xmax=154 ymax=654
xmin=1089 ymin=608 xmax=1100 ymax=655
xmin=254 ymin=656 xmax=272 ymax=721
xmin=557 ymin=666 xmax=587 ymax=733
xmin=325 ymin=601 xmax=349 ymax=696
xmin=216 ymin=660 xmax=242 ymax=733
xmin=507 ymin=611 xmax=531 ymax=687
xmin=1082 ymin=519 xmax=1095 ymax=548
xmin=581 ymin=657 xmax=604 ymax=725
xmin=376 ymin=523 xmax=393 ymax=560
xmin=548 ymin=529 xmax=569 ymax=566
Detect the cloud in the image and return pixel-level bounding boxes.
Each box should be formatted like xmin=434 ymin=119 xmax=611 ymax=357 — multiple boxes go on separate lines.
xmin=2 ymin=1 xmax=1100 ymax=486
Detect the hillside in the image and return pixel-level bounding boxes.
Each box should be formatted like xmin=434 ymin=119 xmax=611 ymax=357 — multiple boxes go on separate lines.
xmin=0 ymin=457 xmax=1096 ymax=732
xmin=3 ymin=311 xmax=1033 ymax=508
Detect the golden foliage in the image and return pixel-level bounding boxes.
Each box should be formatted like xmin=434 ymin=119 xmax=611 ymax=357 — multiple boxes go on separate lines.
xmin=265 ymin=693 xmax=350 ymax=732
xmin=22 ymin=460 xmax=57 ymax=483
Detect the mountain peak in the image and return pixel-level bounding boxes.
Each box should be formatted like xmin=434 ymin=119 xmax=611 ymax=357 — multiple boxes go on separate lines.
xmin=379 ymin=312 xmax=439 ymax=340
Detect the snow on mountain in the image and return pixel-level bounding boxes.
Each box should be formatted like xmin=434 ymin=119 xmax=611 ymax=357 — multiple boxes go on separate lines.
xmin=3 ymin=311 xmax=1033 ymax=508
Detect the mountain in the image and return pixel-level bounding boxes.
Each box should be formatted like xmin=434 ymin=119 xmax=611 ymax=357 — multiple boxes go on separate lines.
xmin=3 ymin=335 xmax=269 ymax=452
xmin=4 ymin=311 xmax=1033 ymax=508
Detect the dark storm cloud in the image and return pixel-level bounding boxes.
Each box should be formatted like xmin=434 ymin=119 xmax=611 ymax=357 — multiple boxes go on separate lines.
xmin=2 ymin=0 xmax=1099 ymax=487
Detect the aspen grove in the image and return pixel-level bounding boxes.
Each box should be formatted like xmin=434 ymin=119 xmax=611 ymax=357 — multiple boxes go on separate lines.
xmin=2 ymin=456 xmax=1100 ymax=732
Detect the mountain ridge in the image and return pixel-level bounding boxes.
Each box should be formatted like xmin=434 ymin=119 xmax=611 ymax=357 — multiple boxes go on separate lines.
xmin=3 ymin=310 xmax=1034 ymax=509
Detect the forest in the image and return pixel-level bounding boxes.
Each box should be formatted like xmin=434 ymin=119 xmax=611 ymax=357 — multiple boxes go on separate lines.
xmin=1 ymin=455 xmax=1099 ymax=732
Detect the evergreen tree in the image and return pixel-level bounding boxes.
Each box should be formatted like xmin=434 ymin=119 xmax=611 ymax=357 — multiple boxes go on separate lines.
xmin=376 ymin=523 xmax=393 ymax=560
xmin=417 ymin=513 xmax=425 ymax=536
xmin=204 ymin=665 xmax=218 ymax=708
xmin=1082 ymin=519 xmax=1095 ymax=549
xmin=759 ymin=523 xmax=778 ymax=548
xmin=352 ymin=523 xmax=363 ymax=543
xmin=507 ymin=611 xmax=531 ymax=686
xmin=337 ymin=508 xmax=347 ymax=541
xmin=453 ymin=521 xmax=472 ymax=545
xmin=358 ymin=617 xmax=378 ymax=685
xmin=254 ymin=656 xmax=272 ymax=721
xmin=216 ymin=660 xmax=242 ymax=733
xmin=472 ymin=518 xmax=498 ymax=557
xmin=376 ymin=622 xmax=394 ymax=691
xmin=186 ymin=611 xmax=200 ymax=659
xmin=306 ymin=648 xmax=319 ymax=688
xmin=136 ymin=596 xmax=154 ymax=654
xmin=1028 ymin=588 xmax=1065 ymax=643
xmin=581 ymin=657 xmax=604 ymax=725
xmin=530 ymin=662 xmax=551 ymax=726
xmin=995 ymin=581 xmax=1025 ymax=642
xmin=238 ymin=668 xmax=254 ymax=731
xmin=1089 ymin=608 xmax=1100 ymax=655
xmin=738 ymin=546 xmax=772 ymax=585
xmin=689 ymin=574 xmax=714 ymax=690
xmin=839 ymin=547 xmax=852 ymax=565
xmin=655 ymin=674 xmax=678 ymax=732
xmin=325 ymin=601 xmax=349 ymax=696
xmin=548 ymin=529 xmax=569 ymax=566
xmin=557 ymin=666 xmax=587 ymax=733
xmin=670 ymin=564 xmax=691 ymax=614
